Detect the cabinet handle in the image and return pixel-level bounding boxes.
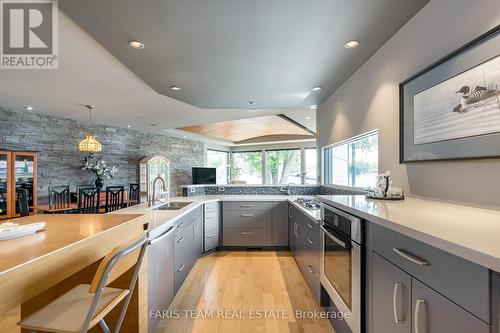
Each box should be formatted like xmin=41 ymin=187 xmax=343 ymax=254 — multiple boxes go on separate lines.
xmin=393 ymin=283 xmax=404 ymax=323
xmin=177 ymin=264 xmax=185 ymax=272
xmin=241 ymin=213 xmax=254 ymax=217
xmin=307 ymin=265 xmax=315 ymax=274
xmin=240 ymin=204 xmax=253 ymax=208
xmin=294 ymin=222 xmax=299 ymax=238
xmin=307 ymin=237 xmax=315 ymax=244
xmin=206 ymin=235 xmax=215 ymax=239
xmin=176 ymin=236 xmax=184 ymax=244
xmin=241 ymin=231 xmax=253 ymax=235
xmin=307 ymin=223 xmax=314 ymax=229
xmin=393 ymin=248 xmax=429 ymax=266
xmin=415 ymin=299 xmax=426 ymax=333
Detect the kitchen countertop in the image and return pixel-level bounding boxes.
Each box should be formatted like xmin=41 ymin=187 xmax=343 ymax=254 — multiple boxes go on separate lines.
xmin=112 ymin=193 xmax=500 ymax=273
xmin=111 ymin=195 xmax=320 ymax=238
xmin=317 ymin=195 xmax=500 ymax=274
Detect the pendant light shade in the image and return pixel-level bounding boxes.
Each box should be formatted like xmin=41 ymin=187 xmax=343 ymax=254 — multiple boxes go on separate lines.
xmin=79 ymin=134 xmax=102 ymax=153
xmin=79 ymin=105 xmax=103 ymax=153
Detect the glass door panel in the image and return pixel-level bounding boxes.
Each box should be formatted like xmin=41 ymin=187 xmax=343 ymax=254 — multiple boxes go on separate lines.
xmin=0 ymin=152 xmax=9 ymax=218
xmin=13 ymin=153 xmax=36 ymax=214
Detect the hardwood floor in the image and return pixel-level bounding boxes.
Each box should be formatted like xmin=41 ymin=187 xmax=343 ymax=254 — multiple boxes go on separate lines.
xmin=157 ymin=251 xmax=334 ymax=333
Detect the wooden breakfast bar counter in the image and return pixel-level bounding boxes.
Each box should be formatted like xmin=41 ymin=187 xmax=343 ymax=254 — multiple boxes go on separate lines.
xmin=0 ymin=214 xmax=148 ymax=333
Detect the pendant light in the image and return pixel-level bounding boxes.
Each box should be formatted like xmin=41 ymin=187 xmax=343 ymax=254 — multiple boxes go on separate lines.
xmin=78 ymin=105 xmax=102 ymax=153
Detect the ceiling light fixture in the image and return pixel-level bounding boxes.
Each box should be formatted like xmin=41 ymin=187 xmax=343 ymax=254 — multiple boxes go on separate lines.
xmin=25 ymin=106 xmax=33 ymax=110
xmin=150 ymin=124 xmax=158 ymax=127
xmin=127 ymin=125 xmax=131 ymax=128
xmin=345 ymin=40 xmax=360 ymax=49
xmin=170 ymin=86 xmax=181 ymax=91
xmin=310 ymin=105 xmax=317 ymax=110
xmin=79 ymin=105 xmax=102 ymax=154
xmin=129 ymin=40 xmax=144 ymax=49
xmin=306 ymin=116 xmax=311 ymax=120
xmin=312 ymin=86 xmax=322 ymax=91
xmin=247 ymin=100 xmax=256 ymax=105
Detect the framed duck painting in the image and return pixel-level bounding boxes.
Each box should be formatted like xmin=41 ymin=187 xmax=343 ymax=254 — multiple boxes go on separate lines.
xmin=400 ymin=25 xmax=500 ymax=162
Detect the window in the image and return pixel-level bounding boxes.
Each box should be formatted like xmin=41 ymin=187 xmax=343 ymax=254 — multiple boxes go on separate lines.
xmin=206 ymin=149 xmax=229 ymax=184
xmin=304 ymin=148 xmax=317 ymax=184
xmin=265 ymin=149 xmax=301 ymax=185
xmin=230 ymin=151 xmax=263 ymax=184
xmin=323 ymin=131 xmax=378 ymax=188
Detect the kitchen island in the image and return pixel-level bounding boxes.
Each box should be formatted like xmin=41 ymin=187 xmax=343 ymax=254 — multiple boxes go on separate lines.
xmin=0 ymin=214 xmax=147 ymax=333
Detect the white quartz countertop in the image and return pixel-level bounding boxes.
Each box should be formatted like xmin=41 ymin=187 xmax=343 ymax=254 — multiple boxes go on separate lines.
xmin=317 ymin=195 xmax=500 ymax=273
xmin=110 ymin=195 xmax=319 ymax=239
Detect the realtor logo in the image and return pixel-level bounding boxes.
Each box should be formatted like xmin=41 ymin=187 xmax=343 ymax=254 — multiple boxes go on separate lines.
xmin=1 ymin=0 xmax=58 ymax=69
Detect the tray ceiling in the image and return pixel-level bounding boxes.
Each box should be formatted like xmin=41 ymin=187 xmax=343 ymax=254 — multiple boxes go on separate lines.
xmin=179 ymin=115 xmax=315 ymax=143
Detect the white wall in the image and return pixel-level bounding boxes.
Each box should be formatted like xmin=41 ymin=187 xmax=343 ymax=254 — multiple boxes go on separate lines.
xmin=317 ymin=0 xmax=500 ymax=208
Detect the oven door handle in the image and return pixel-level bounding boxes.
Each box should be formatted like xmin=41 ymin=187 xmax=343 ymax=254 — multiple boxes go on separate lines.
xmin=321 ymin=225 xmax=351 ymax=250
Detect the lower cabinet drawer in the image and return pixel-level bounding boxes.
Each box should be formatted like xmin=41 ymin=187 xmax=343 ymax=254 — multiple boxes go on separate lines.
xmin=372 ymin=223 xmax=490 ymax=323
xmin=222 ymin=228 xmax=271 ymax=247
xmin=204 ymin=229 xmax=219 ymax=252
xmin=205 ymin=211 xmax=219 ymax=232
xmin=302 ymin=224 xmax=321 ymax=271
xmin=296 ymin=255 xmax=321 ymax=304
xmin=174 ymin=257 xmax=193 ymax=293
xmin=223 ymin=201 xmax=273 ymax=211
xmin=223 ymin=210 xmax=271 ymax=228
xmin=205 ymin=201 xmax=218 ymax=213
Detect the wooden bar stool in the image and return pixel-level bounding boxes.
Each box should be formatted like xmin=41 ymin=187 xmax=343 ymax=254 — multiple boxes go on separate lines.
xmin=18 ymin=233 xmax=148 ymax=333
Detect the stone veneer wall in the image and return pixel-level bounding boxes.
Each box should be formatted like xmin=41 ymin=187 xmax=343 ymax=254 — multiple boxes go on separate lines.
xmin=0 ymin=108 xmax=205 ymax=198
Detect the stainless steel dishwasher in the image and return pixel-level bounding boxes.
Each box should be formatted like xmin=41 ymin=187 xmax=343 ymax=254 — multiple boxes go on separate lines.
xmin=148 ymin=225 xmax=176 ymax=333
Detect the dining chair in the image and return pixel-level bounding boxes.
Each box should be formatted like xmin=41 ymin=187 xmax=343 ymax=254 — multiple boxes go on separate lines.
xmin=78 ymin=187 xmax=101 ymax=214
xmin=18 ymin=233 xmax=149 ymax=333
xmin=128 ymin=184 xmax=140 ymax=206
xmin=48 ymin=185 xmax=70 ymax=212
xmin=16 ymin=188 xmax=30 ymax=217
xmin=105 ymin=186 xmax=124 ymax=213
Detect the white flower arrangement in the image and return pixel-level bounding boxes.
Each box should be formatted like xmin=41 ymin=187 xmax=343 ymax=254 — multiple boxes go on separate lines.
xmin=81 ymin=154 xmax=118 ymax=180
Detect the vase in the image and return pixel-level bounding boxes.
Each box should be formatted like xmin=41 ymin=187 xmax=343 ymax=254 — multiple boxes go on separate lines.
xmin=94 ymin=176 xmax=104 ymax=189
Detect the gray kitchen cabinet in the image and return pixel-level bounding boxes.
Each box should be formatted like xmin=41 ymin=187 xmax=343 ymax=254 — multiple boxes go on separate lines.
xmin=288 ymin=203 xmax=321 ymax=303
xmin=372 ymin=223 xmax=490 ymax=323
xmin=411 ymin=279 xmax=489 ymax=333
xmin=372 ymin=252 xmax=411 ymax=333
xmin=222 ymin=201 xmax=273 ymax=247
xmin=204 ymin=202 xmax=220 ymax=252
xmin=272 ymin=201 xmax=288 ymax=246
xmin=174 ymin=211 xmax=203 ymax=293
xmin=370 ymin=222 xmax=492 ymax=333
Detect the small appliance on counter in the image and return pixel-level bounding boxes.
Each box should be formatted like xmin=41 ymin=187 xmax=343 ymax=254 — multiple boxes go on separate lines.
xmin=366 ymin=171 xmax=405 ymax=200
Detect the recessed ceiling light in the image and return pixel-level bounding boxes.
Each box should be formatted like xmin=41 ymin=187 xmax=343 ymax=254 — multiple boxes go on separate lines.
xmin=345 ymin=40 xmax=360 ymax=49
xmin=183 ymin=135 xmax=187 ymax=139
xmin=129 ymin=40 xmax=144 ymax=49
xmin=312 ymin=86 xmax=322 ymax=91
xmin=170 ymin=86 xmax=181 ymax=91
xmin=310 ymin=105 xmax=317 ymax=110
xmin=306 ymin=116 xmax=311 ymax=120
xmin=247 ymin=100 xmax=256 ymax=105
xmin=127 ymin=125 xmax=131 ymax=128
xmin=25 ymin=106 xmax=33 ymax=110
xmin=150 ymin=124 xmax=158 ymax=127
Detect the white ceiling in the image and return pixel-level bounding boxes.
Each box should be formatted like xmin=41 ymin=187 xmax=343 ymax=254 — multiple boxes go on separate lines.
xmin=0 ymin=0 xmax=429 ymax=145
xmin=0 ymin=11 xmax=315 ymax=143
xmin=59 ymin=0 xmax=429 ymax=109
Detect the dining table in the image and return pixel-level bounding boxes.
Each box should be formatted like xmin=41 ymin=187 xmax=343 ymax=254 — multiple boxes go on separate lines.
xmin=37 ymin=191 xmax=138 ymax=214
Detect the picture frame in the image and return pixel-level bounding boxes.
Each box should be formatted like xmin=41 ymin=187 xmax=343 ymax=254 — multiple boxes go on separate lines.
xmin=399 ymin=25 xmax=500 ymax=163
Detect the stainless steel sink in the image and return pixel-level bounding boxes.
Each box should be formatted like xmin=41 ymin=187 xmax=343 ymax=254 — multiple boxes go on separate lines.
xmin=154 ymin=202 xmax=193 ymax=210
